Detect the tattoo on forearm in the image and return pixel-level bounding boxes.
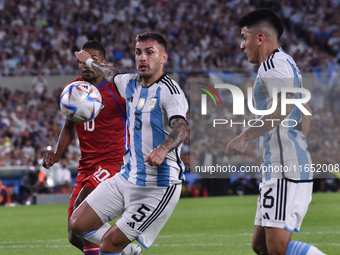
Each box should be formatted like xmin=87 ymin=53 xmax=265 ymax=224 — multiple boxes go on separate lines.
xmin=244 ymin=131 xmax=249 ymax=140
xmin=91 ymin=61 xmax=119 ymax=84
xmin=169 ymin=118 xmax=180 ymax=129
xmin=161 ymin=118 xmax=188 ymax=152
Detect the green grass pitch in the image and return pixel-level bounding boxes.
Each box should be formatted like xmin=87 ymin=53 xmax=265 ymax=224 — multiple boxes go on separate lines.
xmin=0 ymin=192 xmax=339 ymax=255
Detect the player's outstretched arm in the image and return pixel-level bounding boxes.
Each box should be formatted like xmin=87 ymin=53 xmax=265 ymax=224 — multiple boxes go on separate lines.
xmin=225 ymin=95 xmax=293 ymax=157
xmin=145 ymin=118 xmax=189 ymax=166
xmin=42 ymin=119 xmax=76 ymax=168
xmin=75 ymin=50 xmax=119 ymax=84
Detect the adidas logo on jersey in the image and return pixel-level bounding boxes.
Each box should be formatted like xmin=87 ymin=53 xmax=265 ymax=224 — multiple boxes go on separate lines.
xmin=263 ymin=213 xmax=270 ymax=220
xmin=127 ymin=222 xmax=135 ymax=229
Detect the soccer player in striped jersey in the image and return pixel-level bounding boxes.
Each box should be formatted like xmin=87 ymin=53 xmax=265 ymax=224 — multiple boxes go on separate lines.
xmin=225 ymin=9 xmax=325 ymax=255
xmin=70 ymin=32 xmax=189 ymax=255
xmin=43 ymin=41 xmax=140 ymax=255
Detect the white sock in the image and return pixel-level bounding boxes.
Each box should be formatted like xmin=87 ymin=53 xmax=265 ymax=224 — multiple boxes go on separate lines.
xmin=306 ymin=245 xmax=326 ymax=255
xmin=121 ymin=244 xmax=140 ymax=255
xmin=286 ymin=240 xmax=326 ymax=255
xmin=83 ymin=222 xmax=111 ymax=244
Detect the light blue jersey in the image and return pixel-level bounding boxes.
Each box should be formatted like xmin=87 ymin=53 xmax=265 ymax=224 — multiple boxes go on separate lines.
xmin=114 ymin=73 xmax=188 ymax=187
xmin=254 ymin=48 xmax=312 ymax=181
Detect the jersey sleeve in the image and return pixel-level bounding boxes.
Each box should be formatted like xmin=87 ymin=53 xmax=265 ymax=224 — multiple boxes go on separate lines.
xmin=113 ymin=73 xmax=137 ymax=99
xmin=260 ymin=58 xmax=298 ymax=99
xmin=161 ymin=80 xmax=188 ymax=122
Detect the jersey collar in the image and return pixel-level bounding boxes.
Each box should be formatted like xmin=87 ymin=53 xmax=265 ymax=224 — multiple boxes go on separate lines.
xmin=140 ymin=73 xmax=166 ymax=88
xmin=97 ymin=80 xmax=107 ymax=89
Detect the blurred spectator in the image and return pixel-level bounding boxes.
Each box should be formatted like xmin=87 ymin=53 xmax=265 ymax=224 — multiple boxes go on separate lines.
xmin=31 ymin=72 xmax=48 ymax=96
xmin=11 ymin=104 xmax=28 ymax=135
xmin=68 ymin=151 xmax=81 ymax=168
xmin=21 ymin=138 xmax=36 ymax=163
xmin=330 ymin=85 xmax=340 ymax=114
xmin=181 ymin=181 xmax=194 ymax=198
xmin=7 ymin=184 xmax=19 ymax=204
xmin=120 ymin=51 xmax=134 ymax=70
xmin=0 ymin=178 xmax=11 ymax=205
xmin=310 ymin=89 xmax=324 ymax=113
xmin=54 ymin=157 xmax=72 ymax=193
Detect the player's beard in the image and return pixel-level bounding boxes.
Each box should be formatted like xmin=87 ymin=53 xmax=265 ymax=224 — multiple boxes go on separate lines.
xmin=139 ymin=73 xmax=152 ymax=80
xmin=83 ymin=74 xmax=100 ymax=84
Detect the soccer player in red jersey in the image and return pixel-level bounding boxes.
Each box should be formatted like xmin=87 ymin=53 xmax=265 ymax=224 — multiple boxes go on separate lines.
xmin=42 ymin=41 xmax=139 ymax=255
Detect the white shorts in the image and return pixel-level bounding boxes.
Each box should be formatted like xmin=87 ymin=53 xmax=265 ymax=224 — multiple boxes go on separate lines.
xmin=254 ymin=178 xmax=313 ymax=232
xmin=86 ymin=173 xmax=181 ymax=249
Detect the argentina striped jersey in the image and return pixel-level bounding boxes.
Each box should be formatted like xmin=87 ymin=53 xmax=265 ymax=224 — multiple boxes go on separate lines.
xmin=253 ymin=47 xmax=313 ymax=181
xmin=113 ymin=73 xmax=188 ymax=187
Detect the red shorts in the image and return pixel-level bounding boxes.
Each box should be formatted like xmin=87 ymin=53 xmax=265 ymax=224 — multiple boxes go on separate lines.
xmin=68 ymin=163 xmax=121 ymax=218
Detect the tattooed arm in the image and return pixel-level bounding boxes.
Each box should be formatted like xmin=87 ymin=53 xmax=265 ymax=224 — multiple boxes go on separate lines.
xmin=145 ymin=117 xmax=189 ymax=166
xmin=75 ymin=50 xmax=119 ymax=84
xmin=225 ymin=94 xmax=293 ymax=156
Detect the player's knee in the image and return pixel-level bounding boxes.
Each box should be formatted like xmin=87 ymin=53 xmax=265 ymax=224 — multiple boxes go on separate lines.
xmin=100 ymin=230 xmax=129 ymax=253
xmin=69 ymin=215 xmax=84 ymax=236
xmin=252 ymin=240 xmax=267 ymax=255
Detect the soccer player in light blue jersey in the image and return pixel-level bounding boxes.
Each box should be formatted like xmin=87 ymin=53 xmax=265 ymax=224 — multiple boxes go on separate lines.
xmin=70 ymin=32 xmax=189 ymax=255
xmin=225 ymin=9 xmax=325 ymax=255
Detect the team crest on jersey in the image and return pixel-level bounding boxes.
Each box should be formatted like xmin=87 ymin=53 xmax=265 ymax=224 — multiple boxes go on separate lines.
xmin=148 ymin=97 xmax=157 ymax=110
xmin=100 ymin=100 xmax=106 ymax=111
xmin=137 ymin=98 xmax=145 ymax=110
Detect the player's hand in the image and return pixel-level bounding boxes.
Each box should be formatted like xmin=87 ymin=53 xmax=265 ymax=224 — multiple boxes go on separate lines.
xmin=42 ymin=152 xmax=60 ymax=169
xmin=224 ymin=133 xmax=250 ymax=157
xmin=75 ymin=50 xmax=92 ymax=64
xmin=145 ymin=146 xmax=168 ymax=166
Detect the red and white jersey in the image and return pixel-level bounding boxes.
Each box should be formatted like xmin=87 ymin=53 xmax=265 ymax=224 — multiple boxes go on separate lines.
xmin=67 ymin=77 xmax=128 ymax=174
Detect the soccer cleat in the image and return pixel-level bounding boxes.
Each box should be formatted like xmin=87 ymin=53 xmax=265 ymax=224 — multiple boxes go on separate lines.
xmin=121 ymin=243 xmax=142 ymax=255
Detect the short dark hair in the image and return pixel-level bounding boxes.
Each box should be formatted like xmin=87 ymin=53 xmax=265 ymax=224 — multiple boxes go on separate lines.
xmin=135 ymin=32 xmax=167 ymax=51
xmin=238 ymin=8 xmax=284 ymax=40
xmin=81 ymin=40 xmax=106 ymax=58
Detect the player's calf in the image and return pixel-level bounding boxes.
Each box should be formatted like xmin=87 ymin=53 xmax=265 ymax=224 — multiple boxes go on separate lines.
xmin=252 ymin=226 xmax=269 ymax=255
xmin=68 ymin=230 xmax=84 ymax=251
xmin=265 ymin=227 xmax=292 ymax=255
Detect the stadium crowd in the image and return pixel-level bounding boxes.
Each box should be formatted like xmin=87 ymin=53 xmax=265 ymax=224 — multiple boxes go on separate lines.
xmin=0 ymin=0 xmax=339 ymax=75
xmin=1 ymin=0 xmax=340 ymax=198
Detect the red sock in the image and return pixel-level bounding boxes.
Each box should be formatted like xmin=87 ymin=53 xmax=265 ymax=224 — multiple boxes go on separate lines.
xmin=84 ymin=245 xmax=100 ymax=255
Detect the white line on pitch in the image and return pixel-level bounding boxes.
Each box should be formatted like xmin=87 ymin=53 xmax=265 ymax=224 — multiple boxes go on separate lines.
xmin=0 ymin=245 xmax=72 ymax=249
xmin=0 ymin=239 xmax=67 ymax=244
xmin=1 ymin=230 xmax=339 ymax=245
xmin=152 ymin=243 xmax=340 ymax=247
xmin=157 ymin=231 xmax=340 ymax=239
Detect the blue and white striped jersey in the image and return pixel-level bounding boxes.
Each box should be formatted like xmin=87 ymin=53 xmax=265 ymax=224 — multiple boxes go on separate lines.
xmin=114 ymin=73 xmax=188 ymax=187
xmin=254 ymin=47 xmax=312 ymax=180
